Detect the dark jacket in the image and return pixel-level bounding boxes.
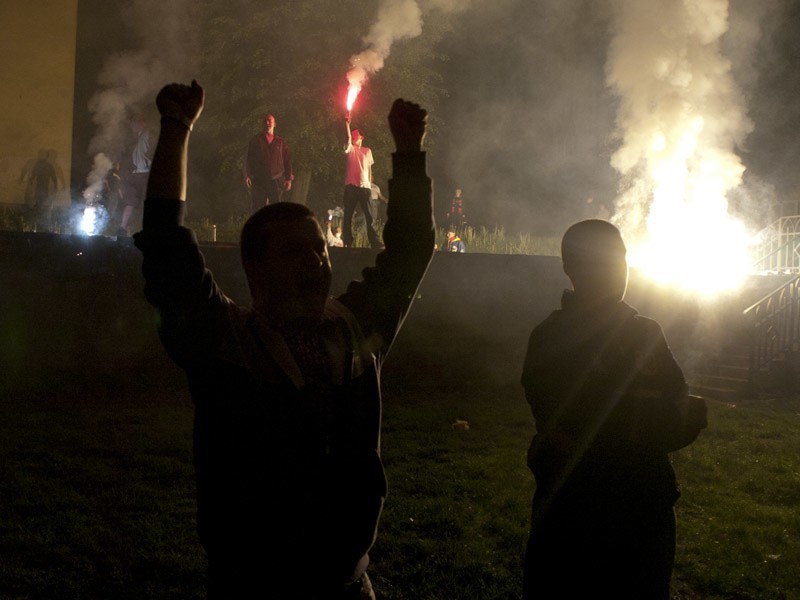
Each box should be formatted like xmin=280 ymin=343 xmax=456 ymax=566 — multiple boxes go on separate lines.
xmin=135 ymin=151 xmax=433 ymax=593
xmin=521 ymin=292 xmax=706 ymax=514
xmin=245 ymin=133 xmax=293 ymax=185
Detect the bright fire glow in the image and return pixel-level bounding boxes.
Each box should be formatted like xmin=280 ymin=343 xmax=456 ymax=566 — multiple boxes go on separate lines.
xmin=606 ymin=0 xmax=758 ymax=299
xmin=622 ymin=119 xmax=755 ymax=297
xmin=80 ymin=206 xmax=98 ymax=236
xmin=346 ymin=84 xmax=361 ymax=112
xmin=626 ymin=198 xmax=754 ymax=297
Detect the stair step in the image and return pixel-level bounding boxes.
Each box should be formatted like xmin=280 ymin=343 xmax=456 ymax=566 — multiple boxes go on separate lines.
xmin=689 ymin=383 xmax=745 ymax=401
xmin=702 ymin=364 xmax=750 ymax=379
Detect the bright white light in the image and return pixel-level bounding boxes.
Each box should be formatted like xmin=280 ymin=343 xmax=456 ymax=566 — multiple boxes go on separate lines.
xmin=80 ymin=206 xmax=97 ymax=236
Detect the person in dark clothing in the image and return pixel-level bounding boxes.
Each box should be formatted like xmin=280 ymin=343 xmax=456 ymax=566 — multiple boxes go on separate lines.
xmin=245 ymin=113 xmax=294 ymax=211
xmin=134 ymin=80 xmax=433 ymax=599
xmin=26 ymin=150 xmax=58 ymax=232
xmin=520 ymin=219 xmax=707 ymax=600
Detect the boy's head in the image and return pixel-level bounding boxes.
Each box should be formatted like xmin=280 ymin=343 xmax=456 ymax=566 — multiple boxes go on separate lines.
xmin=561 ymin=219 xmax=628 ymax=303
xmin=241 ymin=203 xmax=332 ymax=325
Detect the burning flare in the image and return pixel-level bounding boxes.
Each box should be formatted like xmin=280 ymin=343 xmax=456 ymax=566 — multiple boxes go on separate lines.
xmin=607 ymin=0 xmax=756 ymax=297
xmin=346 ymin=81 xmax=361 ymax=114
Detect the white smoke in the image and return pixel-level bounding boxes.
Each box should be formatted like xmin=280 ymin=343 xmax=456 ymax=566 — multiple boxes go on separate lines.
xmin=347 ymin=0 xmax=471 ymax=90
xmin=606 ymin=0 xmax=758 ymax=293
xmin=85 ymin=0 xmax=197 ymax=183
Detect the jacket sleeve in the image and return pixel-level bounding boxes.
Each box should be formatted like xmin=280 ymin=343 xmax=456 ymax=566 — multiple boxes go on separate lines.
xmin=627 ymin=318 xmax=707 ymax=452
xmin=336 ymin=151 xmax=434 ymax=360
xmin=133 ymin=198 xmax=232 ymax=367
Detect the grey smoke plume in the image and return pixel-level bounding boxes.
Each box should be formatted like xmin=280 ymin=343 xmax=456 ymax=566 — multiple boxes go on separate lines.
xmin=347 ymin=0 xmax=470 ymax=91
xmin=85 ymin=0 xmax=197 ymax=182
xmin=83 ymin=152 xmax=113 ymax=202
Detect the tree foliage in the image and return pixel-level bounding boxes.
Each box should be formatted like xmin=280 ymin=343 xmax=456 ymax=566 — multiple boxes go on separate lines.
xmin=194 ymin=0 xmax=453 ymax=218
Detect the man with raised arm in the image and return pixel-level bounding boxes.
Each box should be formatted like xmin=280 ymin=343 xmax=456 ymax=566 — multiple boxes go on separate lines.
xmin=342 ymin=119 xmax=381 ymax=248
xmin=135 ymin=80 xmax=434 ymax=599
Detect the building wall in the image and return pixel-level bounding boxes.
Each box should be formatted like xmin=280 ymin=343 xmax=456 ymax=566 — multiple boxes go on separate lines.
xmin=0 ymin=1 xmax=78 ymax=210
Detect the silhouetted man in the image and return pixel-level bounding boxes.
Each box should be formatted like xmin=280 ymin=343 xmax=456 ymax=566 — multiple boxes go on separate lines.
xmin=520 ymin=219 xmax=707 ymax=600
xmin=135 ymin=80 xmax=433 ymax=599
xmin=342 ymin=120 xmax=381 ymax=248
xmin=245 ymin=113 xmax=294 ymax=210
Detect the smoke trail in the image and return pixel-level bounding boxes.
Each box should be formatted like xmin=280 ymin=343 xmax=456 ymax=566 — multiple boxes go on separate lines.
xmin=605 ymin=0 xmax=756 ymax=294
xmin=346 ymin=0 xmax=470 ymax=91
xmin=80 ymin=0 xmax=197 ymax=232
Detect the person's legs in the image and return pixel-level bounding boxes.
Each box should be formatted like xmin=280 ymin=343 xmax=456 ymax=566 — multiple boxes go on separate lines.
xmin=251 ymin=181 xmax=270 ymax=213
xmin=342 ymin=185 xmax=358 ymax=247
xmin=267 ymin=178 xmax=284 ymax=204
xmin=357 ymin=188 xmax=381 ymax=248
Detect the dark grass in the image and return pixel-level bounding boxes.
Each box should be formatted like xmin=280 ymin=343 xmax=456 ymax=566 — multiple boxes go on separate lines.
xmin=2 ymin=365 xmax=800 ymax=599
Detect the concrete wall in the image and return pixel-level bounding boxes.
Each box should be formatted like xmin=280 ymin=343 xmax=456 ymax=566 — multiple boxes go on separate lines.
xmin=0 ymin=1 xmax=77 ymax=209
xmin=1 ymin=232 xmax=716 ymax=398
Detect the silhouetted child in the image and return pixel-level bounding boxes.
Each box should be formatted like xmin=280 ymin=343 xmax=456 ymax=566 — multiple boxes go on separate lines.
xmin=135 ymin=81 xmax=433 ymax=599
xmin=520 ymin=219 xmax=707 ymax=600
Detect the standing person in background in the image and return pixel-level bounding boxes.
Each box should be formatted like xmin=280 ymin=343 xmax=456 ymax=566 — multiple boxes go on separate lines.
xmin=118 ymin=115 xmax=151 ymax=237
xmin=370 ymin=182 xmax=388 ymax=226
xmin=22 ymin=150 xmax=58 ymax=232
xmin=135 ymin=78 xmax=434 ymax=599
xmin=342 ymin=119 xmax=381 ymax=249
xmin=446 ymin=188 xmax=466 ymax=228
xmin=245 ymin=113 xmax=294 ymax=211
xmin=520 ymin=219 xmax=707 ymax=600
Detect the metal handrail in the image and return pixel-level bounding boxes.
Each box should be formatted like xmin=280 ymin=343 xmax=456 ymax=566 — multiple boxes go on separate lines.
xmin=743 ymin=275 xmax=800 ymax=375
xmin=752 ymin=216 xmax=800 ymax=273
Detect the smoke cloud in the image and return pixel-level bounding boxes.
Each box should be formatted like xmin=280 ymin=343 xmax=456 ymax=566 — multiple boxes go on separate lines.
xmin=84 ymin=0 xmax=197 ymax=192
xmin=347 ymin=0 xmax=470 ymax=90
xmin=606 ymin=0 xmax=752 ymax=242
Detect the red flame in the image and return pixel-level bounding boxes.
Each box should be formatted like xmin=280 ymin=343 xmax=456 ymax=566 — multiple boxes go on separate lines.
xmin=346 ymin=84 xmax=361 ymax=112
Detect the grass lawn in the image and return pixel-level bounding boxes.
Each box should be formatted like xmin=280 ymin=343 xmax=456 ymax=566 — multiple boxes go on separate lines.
xmin=1 ymin=364 xmax=799 ymax=599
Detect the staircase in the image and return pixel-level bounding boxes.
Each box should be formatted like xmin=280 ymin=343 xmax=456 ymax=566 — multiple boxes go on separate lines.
xmin=685 ymin=213 xmax=800 ymax=400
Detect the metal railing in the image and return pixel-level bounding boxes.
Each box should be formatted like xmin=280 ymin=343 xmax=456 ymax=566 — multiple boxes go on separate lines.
xmin=752 ymin=216 xmax=800 ymax=273
xmin=743 ymin=275 xmax=800 ymax=375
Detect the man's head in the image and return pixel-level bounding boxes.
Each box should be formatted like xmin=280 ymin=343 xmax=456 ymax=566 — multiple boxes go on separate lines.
xmin=264 ymin=114 xmax=276 ymax=135
xmin=241 ymin=203 xmax=332 ymax=325
xmin=351 ymin=129 xmax=364 ymax=146
xmin=130 ymin=115 xmax=147 ymax=134
xmin=561 ymin=219 xmax=628 ymax=303
xmin=454 ymin=189 xmax=462 ymax=198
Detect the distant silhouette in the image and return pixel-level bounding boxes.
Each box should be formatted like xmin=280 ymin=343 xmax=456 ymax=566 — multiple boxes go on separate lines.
xmin=19 ymin=149 xmax=60 ymax=232
xmin=445 ymin=187 xmax=466 ymax=228
xmin=520 ymin=219 xmax=707 ymax=600
xmin=244 ymin=113 xmax=294 ymax=211
xmin=135 ymin=80 xmax=433 ymax=599
xmin=342 ymin=120 xmax=381 ymax=248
